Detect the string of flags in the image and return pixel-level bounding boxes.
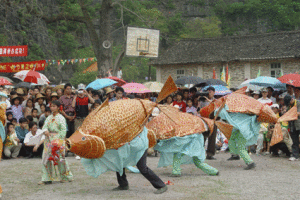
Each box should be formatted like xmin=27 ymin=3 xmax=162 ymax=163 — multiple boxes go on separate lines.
xmin=45 ymin=57 xmax=97 ymax=66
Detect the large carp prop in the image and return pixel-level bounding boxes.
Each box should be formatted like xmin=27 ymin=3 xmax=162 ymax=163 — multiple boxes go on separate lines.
xmin=66 ymin=76 xmax=178 ymax=159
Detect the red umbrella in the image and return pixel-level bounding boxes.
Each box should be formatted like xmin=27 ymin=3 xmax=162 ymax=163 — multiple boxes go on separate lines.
xmin=106 ymin=76 xmax=126 ymax=86
xmin=0 ymin=77 xmax=12 ymax=85
xmin=278 ymin=73 xmax=300 ymax=87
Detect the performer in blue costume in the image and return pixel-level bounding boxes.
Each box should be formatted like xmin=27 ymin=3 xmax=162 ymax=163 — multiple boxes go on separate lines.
xmin=214 ymin=105 xmax=261 ymax=170
xmin=80 ymin=127 xmax=167 ymax=194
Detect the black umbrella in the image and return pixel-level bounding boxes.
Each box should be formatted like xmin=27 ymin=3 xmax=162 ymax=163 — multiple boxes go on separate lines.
xmin=194 ymin=79 xmax=227 ymax=87
xmin=175 ymin=76 xmax=205 ymax=85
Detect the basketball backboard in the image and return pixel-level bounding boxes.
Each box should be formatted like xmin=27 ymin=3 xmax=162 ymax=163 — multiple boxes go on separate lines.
xmin=126 ymin=27 xmax=160 ymax=58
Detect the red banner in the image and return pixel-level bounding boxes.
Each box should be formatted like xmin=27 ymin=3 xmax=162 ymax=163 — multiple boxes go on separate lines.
xmin=0 ymin=45 xmax=28 ymax=57
xmin=0 ymin=60 xmax=46 ymax=73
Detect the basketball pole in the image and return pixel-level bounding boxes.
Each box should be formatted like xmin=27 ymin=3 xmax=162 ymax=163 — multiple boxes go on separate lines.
xmin=148 ymin=65 xmax=151 ymax=82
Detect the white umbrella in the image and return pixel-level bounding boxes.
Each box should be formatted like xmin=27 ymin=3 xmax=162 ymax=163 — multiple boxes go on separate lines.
xmin=238 ymin=79 xmax=263 ymax=91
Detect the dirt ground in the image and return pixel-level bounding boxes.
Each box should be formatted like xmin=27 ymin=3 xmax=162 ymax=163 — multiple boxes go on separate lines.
xmin=1 ymin=152 xmax=300 ymax=200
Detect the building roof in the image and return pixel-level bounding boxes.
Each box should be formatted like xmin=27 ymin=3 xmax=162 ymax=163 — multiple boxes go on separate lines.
xmin=151 ymin=30 xmax=300 ymax=65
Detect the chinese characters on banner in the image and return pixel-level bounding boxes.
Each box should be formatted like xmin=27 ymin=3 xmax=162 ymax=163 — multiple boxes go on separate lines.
xmin=0 ymin=60 xmax=46 ymax=73
xmin=0 ymin=45 xmax=28 ymax=57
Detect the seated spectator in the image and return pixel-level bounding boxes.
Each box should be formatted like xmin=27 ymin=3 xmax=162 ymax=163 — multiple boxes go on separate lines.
xmin=23 ymin=122 xmax=44 ymax=158
xmin=15 ymin=117 xmax=29 ymax=143
xmin=6 ymin=112 xmax=13 ymax=123
xmin=38 ymin=104 xmax=46 ymax=118
xmin=32 ymin=108 xmax=39 ymax=123
xmin=23 ymin=98 xmax=34 ymax=118
xmin=11 ymin=118 xmax=18 ymax=127
xmin=26 ymin=115 xmax=33 ymax=123
xmin=267 ymin=124 xmax=292 ymax=157
xmin=39 ymin=107 xmax=51 ymax=124
xmin=215 ymin=129 xmax=228 ymax=152
xmin=3 ymin=123 xmax=21 ymax=159
xmin=39 ymin=120 xmax=45 ymax=129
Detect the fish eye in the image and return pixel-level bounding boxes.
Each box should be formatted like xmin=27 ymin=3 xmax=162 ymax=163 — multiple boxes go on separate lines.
xmin=82 ymin=137 xmax=86 ymax=141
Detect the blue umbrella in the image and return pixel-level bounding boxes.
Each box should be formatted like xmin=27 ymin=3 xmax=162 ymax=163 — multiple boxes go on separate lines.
xmin=203 ymin=85 xmax=232 ymax=96
xmin=249 ymin=76 xmax=286 ymax=90
xmin=86 ymin=78 xmax=117 ymax=90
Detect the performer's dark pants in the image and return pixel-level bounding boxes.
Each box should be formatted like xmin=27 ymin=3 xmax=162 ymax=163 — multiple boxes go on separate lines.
xmin=116 ymin=150 xmax=165 ymax=189
xmin=66 ymin=112 xmax=75 ymax=138
xmin=205 ymin=128 xmax=216 ymax=157
xmin=23 ymin=144 xmax=44 ymax=157
xmin=290 ymin=130 xmax=300 ymax=159
xmin=270 ymin=143 xmax=290 ymax=156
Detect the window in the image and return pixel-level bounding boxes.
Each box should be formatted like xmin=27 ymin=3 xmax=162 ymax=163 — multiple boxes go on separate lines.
xmin=177 ymin=69 xmax=185 ymax=80
xmin=270 ymin=63 xmax=281 ymax=78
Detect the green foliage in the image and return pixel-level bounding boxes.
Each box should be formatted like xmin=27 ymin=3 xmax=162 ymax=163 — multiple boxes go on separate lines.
xmin=181 ymin=16 xmax=222 ymax=38
xmin=69 ymin=61 xmax=97 ymax=86
xmin=26 ymin=43 xmax=46 ymax=61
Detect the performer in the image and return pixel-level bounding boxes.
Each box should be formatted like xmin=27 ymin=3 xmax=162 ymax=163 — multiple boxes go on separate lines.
xmin=0 ymin=91 xmax=9 ymax=198
xmin=39 ymin=100 xmax=74 ymax=185
xmin=149 ymin=107 xmax=219 ymax=177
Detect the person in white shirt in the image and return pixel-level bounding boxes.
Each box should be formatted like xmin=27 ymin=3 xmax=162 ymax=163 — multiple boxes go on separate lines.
xmin=117 ymin=67 xmax=122 ymax=79
xmin=267 ymin=87 xmax=277 ymax=104
xmin=23 ymin=121 xmax=45 ymax=158
xmin=257 ymin=87 xmax=273 ymax=106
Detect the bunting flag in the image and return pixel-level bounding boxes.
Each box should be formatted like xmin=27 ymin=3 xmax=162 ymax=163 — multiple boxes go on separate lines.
xmin=221 ymin=66 xmax=226 ymax=83
xmin=213 ymin=68 xmax=216 ymax=79
xmin=42 ymin=57 xmax=97 ymax=66
xmin=226 ymin=73 xmax=231 ymax=88
xmin=0 ymin=60 xmax=46 ymax=73
xmin=225 ymin=64 xmax=229 ymax=83
xmin=0 ymin=45 xmax=28 ymax=57
xmin=257 ymin=67 xmax=261 ymax=77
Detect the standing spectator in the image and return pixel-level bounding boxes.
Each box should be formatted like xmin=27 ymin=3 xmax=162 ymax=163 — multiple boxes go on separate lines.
xmin=164 ymin=95 xmax=173 ymax=105
xmin=10 ymin=94 xmax=23 ymax=123
xmin=23 ymin=122 xmax=44 ymax=158
xmin=280 ymin=85 xmax=294 ymax=98
xmin=23 ymin=98 xmax=34 ymax=118
xmin=182 ymin=90 xmax=189 ymax=103
xmin=59 ymin=83 xmax=75 ymax=139
xmin=117 ymin=67 xmax=122 ymax=79
xmin=3 ymin=123 xmax=21 ymax=159
xmin=172 ymin=92 xmax=186 ymax=112
xmin=50 ymin=92 xmax=59 ymax=102
xmin=186 ymin=98 xmax=197 ymax=115
xmin=32 ymin=108 xmax=39 ymax=124
xmin=109 ymin=87 xmax=124 ymax=102
xmin=267 ymin=87 xmax=276 ymax=103
xmin=258 ymin=88 xmax=273 ymax=106
xmin=252 ymin=91 xmax=260 ymax=100
xmin=91 ymin=99 xmax=102 ymax=111
xmin=105 ymin=87 xmax=115 ymax=102
xmin=56 ymin=88 xmax=64 ymax=98
xmin=15 ymin=117 xmax=29 ymax=144
xmin=34 ymin=93 xmax=46 ymax=115
xmin=284 ymin=95 xmax=300 ymax=161
xmin=38 ymin=104 xmax=46 ymax=118
xmin=294 ymin=87 xmax=300 ymax=101
xmin=45 ymin=87 xmax=52 ymax=104
xmin=33 ymin=87 xmax=40 ymax=98
xmin=199 ymin=87 xmax=215 ymax=109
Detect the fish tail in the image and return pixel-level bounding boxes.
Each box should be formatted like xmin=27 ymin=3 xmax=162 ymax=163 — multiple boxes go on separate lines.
xmin=156 ymin=76 xmax=177 ymax=103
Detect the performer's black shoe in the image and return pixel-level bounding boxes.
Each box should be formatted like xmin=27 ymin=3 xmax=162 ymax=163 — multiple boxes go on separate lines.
xmin=154 ymin=186 xmax=168 ymax=194
xmin=206 ymin=156 xmax=216 ymax=160
xmin=227 ymin=155 xmax=240 ymax=161
xmin=112 ymin=186 xmax=129 ymax=191
xmin=244 ymin=162 xmax=256 ymax=170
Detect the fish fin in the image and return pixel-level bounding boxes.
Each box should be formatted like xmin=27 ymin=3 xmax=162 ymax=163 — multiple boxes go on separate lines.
xmin=234 ymin=86 xmax=247 ymax=94
xmin=215 ymin=121 xmax=233 ymax=139
xmin=270 ymin=123 xmax=283 ymax=146
xmin=156 ymin=76 xmax=177 ymax=103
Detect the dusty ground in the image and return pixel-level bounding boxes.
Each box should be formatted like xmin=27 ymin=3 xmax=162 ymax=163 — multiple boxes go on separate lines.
xmin=1 ymin=152 xmax=300 ymax=200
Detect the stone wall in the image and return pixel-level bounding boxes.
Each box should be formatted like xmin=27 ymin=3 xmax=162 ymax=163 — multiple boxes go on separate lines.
xmin=157 ymin=58 xmax=300 ymax=88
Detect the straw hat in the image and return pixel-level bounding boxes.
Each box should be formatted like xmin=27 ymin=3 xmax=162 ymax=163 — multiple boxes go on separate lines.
xmin=35 ymin=93 xmax=45 ymax=100
xmin=51 ymin=92 xmax=59 ymax=97
xmin=16 ymin=88 xmax=25 ymax=95
xmin=10 ymin=94 xmax=23 ymax=104
xmin=105 ymin=87 xmax=115 ymax=94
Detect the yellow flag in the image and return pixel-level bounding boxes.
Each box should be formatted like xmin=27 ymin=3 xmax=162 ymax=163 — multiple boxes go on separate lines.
xmin=221 ymin=67 xmax=225 ymax=83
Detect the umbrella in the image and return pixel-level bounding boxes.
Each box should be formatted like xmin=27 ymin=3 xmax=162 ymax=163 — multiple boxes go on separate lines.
xmin=175 ymin=76 xmax=205 ymax=85
xmin=278 ymin=73 xmax=300 ymax=87
xmin=203 ymin=85 xmax=232 ymax=96
xmin=143 ymin=82 xmax=164 ymax=92
xmin=237 ymin=79 xmax=263 ymax=90
xmin=194 ymin=79 xmax=227 ymax=87
xmin=86 ymin=78 xmax=117 ymax=90
xmin=250 ymin=76 xmax=286 ymax=90
xmin=15 ymin=82 xmax=32 ymax=88
xmin=106 ymin=76 xmax=127 ymax=86
xmin=0 ymin=76 xmax=14 ymax=83
xmin=14 ymin=70 xmax=50 ymax=85
xmin=0 ymin=77 xmax=12 ymax=85
xmin=122 ymin=83 xmax=152 ymax=94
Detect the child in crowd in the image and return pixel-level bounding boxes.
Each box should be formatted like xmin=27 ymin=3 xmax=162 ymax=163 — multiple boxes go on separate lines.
xmin=91 ymin=99 xmax=102 ymax=111
xmin=12 ymin=118 xmax=18 ymax=127
xmin=172 ymin=92 xmax=186 ymax=112
xmin=186 ymin=98 xmax=197 ymax=115
xmin=15 ymin=117 xmax=29 ymax=144
xmin=39 ymin=107 xmax=51 ymax=124
xmin=6 ymin=112 xmax=13 ymax=123
xmin=3 ymin=123 xmax=22 ymax=159
xmin=10 ymin=94 xmax=23 ymax=123
xmin=32 ymin=108 xmax=39 ymax=124
xmin=23 ymin=98 xmax=34 ymax=118
xmin=26 ymin=115 xmax=33 ymax=123
xmin=39 ymin=104 xmax=46 ymax=118
xmin=164 ymin=95 xmax=173 ymax=105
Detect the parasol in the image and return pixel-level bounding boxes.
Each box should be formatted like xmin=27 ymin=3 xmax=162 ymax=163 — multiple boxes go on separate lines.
xmin=143 ymin=82 xmax=164 ymax=92
xmin=122 ymin=83 xmax=152 ymax=93
xmin=14 ymin=70 xmax=50 ymax=85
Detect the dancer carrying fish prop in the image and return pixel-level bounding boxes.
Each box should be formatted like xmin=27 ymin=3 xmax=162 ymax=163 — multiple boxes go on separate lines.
xmin=0 ymin=92 xmax=8 ymax=198
xmin=200 ymin=92 xmax=298 ymax=170
xmin=146 ymin=105 xmax=232 ymax=177
xmin=66 ymin=76 xmax=179 ymax=194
